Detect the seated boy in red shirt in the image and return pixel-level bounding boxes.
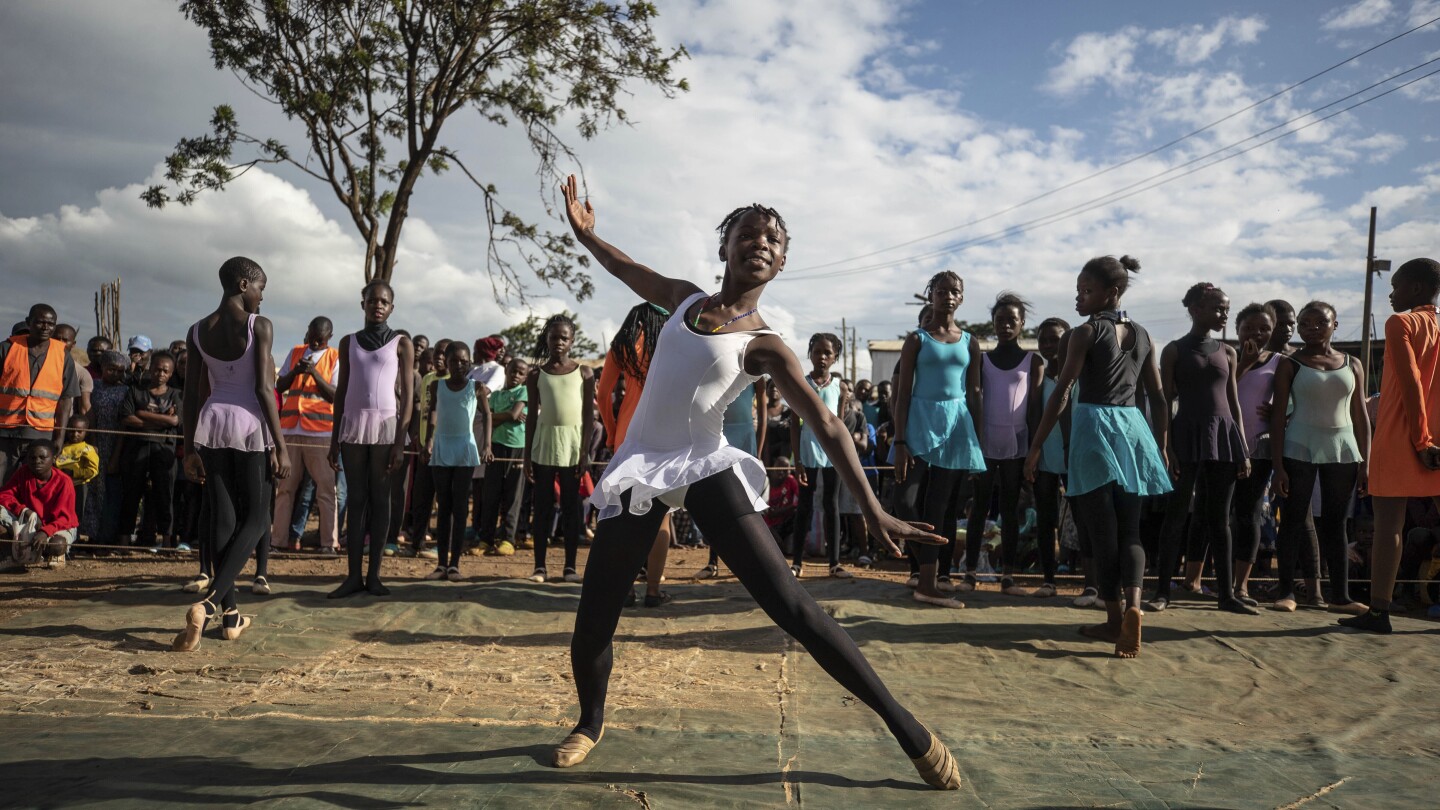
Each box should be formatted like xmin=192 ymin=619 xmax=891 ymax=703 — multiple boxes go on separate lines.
xmin=0 ymin=441 xmax=78 ymax=571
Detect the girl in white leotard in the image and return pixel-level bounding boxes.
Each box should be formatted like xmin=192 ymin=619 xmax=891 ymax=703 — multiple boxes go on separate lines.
xmin=554 ymin=175 xmax=961 ymax=790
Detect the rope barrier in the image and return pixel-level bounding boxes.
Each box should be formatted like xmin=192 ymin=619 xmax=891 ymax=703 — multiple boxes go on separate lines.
xmin=24 ymin=545 xmax=1440 ymax=586
xmin=61 ymin=426 xmax=898 ymax=470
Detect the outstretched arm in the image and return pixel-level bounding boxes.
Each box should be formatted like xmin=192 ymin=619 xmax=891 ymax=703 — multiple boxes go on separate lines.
xmin=746 ymin=335 xmax=944 ymax=556
xmin=563 ymin=175 xmax=702 ymax=312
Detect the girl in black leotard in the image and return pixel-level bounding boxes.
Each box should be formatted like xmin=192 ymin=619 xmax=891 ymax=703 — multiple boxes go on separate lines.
xmin=555 ymin=175 xmax=961 ymax=790
xmin=1025 ymin=256 xmax=1171 ymax=658
xmin=1145 ymin=283 xmax=1257 ymax=615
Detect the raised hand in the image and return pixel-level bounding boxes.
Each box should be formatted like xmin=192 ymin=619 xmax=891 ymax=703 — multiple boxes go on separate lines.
xmin=1239 ymin=338 xmax=1262 ymax=370
xmin=868 ymin=513 xmax=947 ymax=558
xmin=562 ymin=174 xmax=594 ymax=235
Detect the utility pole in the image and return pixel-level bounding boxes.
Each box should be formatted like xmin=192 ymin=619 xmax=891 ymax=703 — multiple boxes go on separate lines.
xmin=1360 ymin=207 xmax=1378 ymax=387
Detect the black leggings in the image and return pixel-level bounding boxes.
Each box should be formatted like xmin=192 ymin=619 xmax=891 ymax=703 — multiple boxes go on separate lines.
xmin=793 ymin=465 xmax=840 ymax=568
xmin=341 ymin=443 xmax=393 ymax=582
xmin=1033 ymin=471 xmax=1062 ymax=584
xmin=1072 ymin=482 xmax=1145 ymax=599
xmin=1152 ymin=461 xmax=1239 ymax=600
xmin=569 ymin=471 xmax=930 ymax=758
xmin=432 ymin=465 xmax=473 ymax=569
xmin=1230 ymin=457 xmax=1271 ymax=565
xmin=967 ymin=458 xmax=1024 ymax=576
xmin=196 ymin=447 xmax=270 ymax=612
xmin=533 ymin=464 xmax=581 ymax=572
xmin=1278 ymin=459 xmax=1358 ymax=604
xmin=911 ymin=465 xmax=965 ymax=571
xmin=891 ymin=460 xmax=928 ymax=575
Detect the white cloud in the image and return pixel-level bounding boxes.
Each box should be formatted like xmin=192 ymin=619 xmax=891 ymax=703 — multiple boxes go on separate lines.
xmin=1322 ymin=0 xmax=1396 ymax=30
xmin=1044 ymin=27 xmax=1143 ymax=95
xmin=1148 ymin=16 xmax=1268 ymax=65
xmin=2 ymin=0 xmax=1437 ymax=372
xmin=1410 ymin=0 xmax=1440 ymax=26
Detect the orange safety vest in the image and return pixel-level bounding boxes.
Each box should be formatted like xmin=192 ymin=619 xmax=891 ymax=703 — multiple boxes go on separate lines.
xmin=278 ymin=344 xmax=339 ymax=433
xmin=0 ymin=335 xmax=66 ymax=432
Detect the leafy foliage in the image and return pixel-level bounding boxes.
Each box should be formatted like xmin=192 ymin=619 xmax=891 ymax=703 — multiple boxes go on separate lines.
xmin=144 ymin=0 xmax=687 ymax=299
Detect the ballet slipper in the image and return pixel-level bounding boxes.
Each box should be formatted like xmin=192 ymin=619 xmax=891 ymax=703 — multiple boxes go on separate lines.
xmin=220 ymin=609 xmax=252 ymax=641
xmin=1115 ymin=606 xmax=1142 ymax=659
xmin=909 ymin=731 xmax=962 ymax=790
xmin=1271 ymin=597 xmax=1297 ymax=612
xmin=913 ymin=591 xmax=965 ymax=609
xmin=171 ymin=598 xmax=214 ymax=652
xmin=1329 ymin=600 xmax=1368 ymax=616
xmin=553 ymin=727 xmax=603 ymax=768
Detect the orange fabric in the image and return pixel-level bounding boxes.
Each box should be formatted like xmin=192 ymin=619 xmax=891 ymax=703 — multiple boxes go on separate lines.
xmin=279 ymin=345 xmax=339 ymax=433
xmin=1369 ymin=306 xmax=1440 ymax=497
xmin=0 ymin=336 xmax=65 ymax=431
xmin=597 ymin=339 xmax=649 ymax=450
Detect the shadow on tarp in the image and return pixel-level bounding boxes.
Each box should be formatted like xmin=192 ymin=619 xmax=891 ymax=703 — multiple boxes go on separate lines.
xmin=5 ymin=746 xmax=931 ymax=808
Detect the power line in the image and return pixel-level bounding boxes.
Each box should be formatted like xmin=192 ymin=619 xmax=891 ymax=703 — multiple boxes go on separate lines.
xmin=778 ymin=62 xmax=1440 ymax=282
xmin=787 ymin=15 xmax=1440 ymax=275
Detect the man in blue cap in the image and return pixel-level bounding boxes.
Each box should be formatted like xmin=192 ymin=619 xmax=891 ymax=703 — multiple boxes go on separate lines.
xmin=125 ymin=336 xmax=152 ymax=387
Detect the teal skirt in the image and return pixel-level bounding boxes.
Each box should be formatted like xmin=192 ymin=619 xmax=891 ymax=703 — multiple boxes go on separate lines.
xmin=906 ymin=395 xmax=985 ymax=472
xmin=1068 ymin=403 xmax=1172 ymax=497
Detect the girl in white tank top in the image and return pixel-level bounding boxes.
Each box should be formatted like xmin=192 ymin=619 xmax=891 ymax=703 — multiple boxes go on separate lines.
xmin=553 ymin=175 xmax=960 ymax=790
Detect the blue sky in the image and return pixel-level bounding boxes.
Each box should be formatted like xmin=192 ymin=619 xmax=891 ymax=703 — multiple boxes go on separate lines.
xmin=1 ymin=0 xmax=1437 ymax=365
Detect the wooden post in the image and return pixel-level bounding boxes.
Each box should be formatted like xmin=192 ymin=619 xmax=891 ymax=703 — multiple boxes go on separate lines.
xmin=1360 ymin=207 xmax=1378 ymax=388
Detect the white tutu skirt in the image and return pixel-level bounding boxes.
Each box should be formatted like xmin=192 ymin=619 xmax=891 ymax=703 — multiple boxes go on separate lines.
xmin=591 ymin=443 xmax=768 ymax=519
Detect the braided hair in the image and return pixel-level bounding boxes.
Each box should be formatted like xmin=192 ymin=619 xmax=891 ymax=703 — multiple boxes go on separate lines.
xmin=611 ymin=302 xmax=669 ymax=381
xmin=923 ymin=270 xmax=963 ymax=300
xmin=532 ymin=313 xmax=577 ymax=360
xmin=716 ymin=204 xmax=789 ymax=249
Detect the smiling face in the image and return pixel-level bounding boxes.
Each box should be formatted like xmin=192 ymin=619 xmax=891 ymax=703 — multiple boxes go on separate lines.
xmin=1296 ymin=306 xmax=1336 ymax=349
xmin=993 ymin=303 xmax=1024 ymax=343
xmin=1037 ymin=323 xmax=1065 ymax=362
xmin=719 ymin=210 xmax=787 ymax=283
xmin=1236 ymin=310 xmax=1274 ymax=349
xmin=1189 ymin=289 xmax=1231 ymax=334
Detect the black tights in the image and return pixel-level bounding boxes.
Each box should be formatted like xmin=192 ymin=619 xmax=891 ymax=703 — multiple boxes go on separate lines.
xmin=341 ymin=443 xmax=392 ymax=584
xmin=967 ymin=458 xmax=1023 ymax=576
xmin=1278 ymin=459 xmax=1358 ymax=604
xmin=432 ymin=465 xmax=473 ymax=569
xmin=1230 ymin=458 xmax=1271 ymax=565
xmin=911 ymin=465 xmax=965 ymax=571
xmin=196 ymin=447 xmax=270 ymax=614
xmin=793 ymin=466 xmax=839 ymax=568
xmin=1072 ymin=483 xmax=1144 ymax=599
xmin=891 ymin=460 xmax=928 ymax=576
xmin=569 ymin=471 xmax=930 ymax=758
xmin=1152 ymin=461 xmax=1239 ymax=600
xmin=533 ymin=464 xmax=581 ymax=572
xmin=1033 ymin=471 xmax=1062 ymax=583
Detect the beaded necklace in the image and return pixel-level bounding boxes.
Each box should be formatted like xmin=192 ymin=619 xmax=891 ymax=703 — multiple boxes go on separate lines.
xmin=693 ymin=294 xmax=758 ymax=334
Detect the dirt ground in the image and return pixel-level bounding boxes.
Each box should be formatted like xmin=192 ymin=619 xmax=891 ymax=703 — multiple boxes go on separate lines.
xmin=4 ymin=551 xmax=1440 ymax=808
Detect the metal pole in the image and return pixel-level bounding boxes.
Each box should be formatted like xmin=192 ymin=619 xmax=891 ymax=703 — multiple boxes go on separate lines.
xmin=1360 ymin=206 xmax=1377 ymax=385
